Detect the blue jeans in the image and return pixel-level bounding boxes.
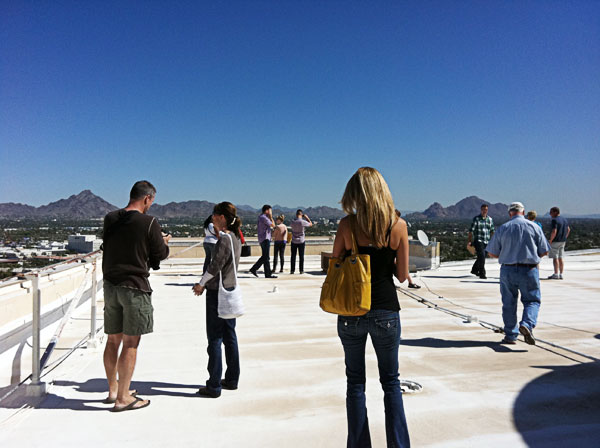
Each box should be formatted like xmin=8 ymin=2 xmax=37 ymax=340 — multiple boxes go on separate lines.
xmin=337 ymin=310 xmax=410 ymax=448
xmin=205 ymin=289 xmax=240 ymax=393
xmin=290 ymin=242 xmax=305 ymax=273
xmin=500 ymin=265 xmax=541 ymax=341
xmin=251 ymin=239 xmax=272 ymax=277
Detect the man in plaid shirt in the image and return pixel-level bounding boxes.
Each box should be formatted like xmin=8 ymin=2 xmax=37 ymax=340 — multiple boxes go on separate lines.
xmin=468 ymin=204 xmax=495 ymax=279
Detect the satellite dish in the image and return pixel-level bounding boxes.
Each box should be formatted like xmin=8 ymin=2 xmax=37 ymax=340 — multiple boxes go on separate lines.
xmin=417 ymin=230 xmax=430 ymax=246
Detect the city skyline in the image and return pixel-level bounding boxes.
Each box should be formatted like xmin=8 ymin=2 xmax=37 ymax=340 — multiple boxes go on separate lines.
xmin=1 ymin=1 xmax=599 ymax=214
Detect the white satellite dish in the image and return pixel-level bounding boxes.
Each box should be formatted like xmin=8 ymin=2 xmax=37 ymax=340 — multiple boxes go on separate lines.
xmin=417 ymin=230 xmax=430 ymax=246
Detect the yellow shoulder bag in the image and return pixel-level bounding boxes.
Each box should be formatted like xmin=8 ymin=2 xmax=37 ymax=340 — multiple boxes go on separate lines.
xmin=319 ymin=217 xmax=371 ymax=316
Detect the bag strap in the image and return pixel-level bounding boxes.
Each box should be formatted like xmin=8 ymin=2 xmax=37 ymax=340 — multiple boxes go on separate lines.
xmin=220 ymin=232 xmax=238 ymax=287
xmin=348 ymin=215 xmax=359 ymax=256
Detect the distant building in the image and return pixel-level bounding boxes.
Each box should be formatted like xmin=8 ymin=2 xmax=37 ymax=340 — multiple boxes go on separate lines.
xmin=67 ymin=235 xmax=102 ymax=253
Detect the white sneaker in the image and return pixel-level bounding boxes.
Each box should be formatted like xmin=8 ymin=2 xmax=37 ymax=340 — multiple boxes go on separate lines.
xmin=559 ymin=274 xmax=563 ymax=280
xmin=547 ymin=273 xmax=560 ymax=280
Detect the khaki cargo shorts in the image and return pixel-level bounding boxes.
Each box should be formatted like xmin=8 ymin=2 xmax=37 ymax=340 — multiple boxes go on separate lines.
xmin=549 ymin=241 xmax=566 ymax=259
xmin=103 ymin=280 xmax=154 ymax=335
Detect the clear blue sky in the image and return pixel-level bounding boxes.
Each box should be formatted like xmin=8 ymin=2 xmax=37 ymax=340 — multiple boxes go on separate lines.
xmin=1 ymin=1 xmax=599 ymax=214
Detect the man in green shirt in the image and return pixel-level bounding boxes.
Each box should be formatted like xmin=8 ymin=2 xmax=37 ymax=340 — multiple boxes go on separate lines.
xmin=467 ymin=204 xmax=495 ymax=279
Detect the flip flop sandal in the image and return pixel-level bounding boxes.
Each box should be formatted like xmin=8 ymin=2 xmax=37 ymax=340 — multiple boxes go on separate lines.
xmin=408 ymin=283 xmax=421 ymax=289
xmin=110 ymin=397 xmax=150 ymax=413
xmin=103 ymin=390 xmax=138 ymax=405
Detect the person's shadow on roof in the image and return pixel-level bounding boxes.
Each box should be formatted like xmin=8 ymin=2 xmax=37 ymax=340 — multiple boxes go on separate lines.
xmin=0 ymin=378 xmax=201 ymax=411
xmin=401 ymin=337 xmax=527 ymax=353
xmin=53 ymin=378 xmax=199 ymax=398
xmin=513 ymin=361 xmax=600 ymax=447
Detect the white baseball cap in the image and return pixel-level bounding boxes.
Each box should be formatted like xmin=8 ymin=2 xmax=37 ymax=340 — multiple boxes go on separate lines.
xmin=508 ymin=202 xmax=525 ymax=212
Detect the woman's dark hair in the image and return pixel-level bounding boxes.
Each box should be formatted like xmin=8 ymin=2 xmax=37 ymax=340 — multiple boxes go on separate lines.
xmin=213 ymin=202 xmax=242 ymax=238
xmin=203 ymin=214 xmax=212 ymax=230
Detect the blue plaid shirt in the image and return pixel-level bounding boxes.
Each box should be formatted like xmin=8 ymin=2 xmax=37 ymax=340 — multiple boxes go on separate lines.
xmin=470 ymin=214 xmax=495 ymax=244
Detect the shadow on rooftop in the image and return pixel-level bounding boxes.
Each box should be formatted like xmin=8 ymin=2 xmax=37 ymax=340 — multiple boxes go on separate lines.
xmin=513 ymin=361 xmax=600 ymax=447
xmin=165 ymin=283 xmax=196 ymax=287
xmin=420 ymin=275 xmax=473 ymax=279
xmin=459 ymin=280 xmax=500 ymax=284
xmin=0 ymin=378 xmax=200 ymax=411
xmin=53 ymin=378 xmax=199 ymax=398
xmin=401 ymin=337 xmax=527 ymax=353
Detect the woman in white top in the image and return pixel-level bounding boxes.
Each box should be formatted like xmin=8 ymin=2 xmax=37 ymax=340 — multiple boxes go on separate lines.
xmin=203 ymin=215 xmax=218 ymax=274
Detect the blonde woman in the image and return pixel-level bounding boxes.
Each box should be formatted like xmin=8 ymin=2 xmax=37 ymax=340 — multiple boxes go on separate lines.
xmin=332 ymin=167 xmax=411 ymax=447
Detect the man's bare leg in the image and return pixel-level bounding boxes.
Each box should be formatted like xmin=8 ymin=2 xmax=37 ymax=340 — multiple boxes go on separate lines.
xmin=104 ymin=333 xmax=139 ymax=402
xmin=553 ymin=258 xmax=560 ymax=275
xmin=114 ymin=334 xmax=148 ymax=409
xmin=104 ymin=333 xmax=122 ymax=400
xmin=558 ymin=258 xmax=564 ymax=274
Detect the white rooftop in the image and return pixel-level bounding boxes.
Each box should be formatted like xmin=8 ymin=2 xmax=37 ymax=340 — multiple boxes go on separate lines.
xmin=0 ymin=252 xmax=599 ymax=447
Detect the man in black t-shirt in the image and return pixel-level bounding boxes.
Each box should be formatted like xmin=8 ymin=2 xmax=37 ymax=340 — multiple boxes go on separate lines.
xmin=101 ymin=180 xmax=170 ymax=411
xmin=547 ymin=206 xmax=570 ymax=280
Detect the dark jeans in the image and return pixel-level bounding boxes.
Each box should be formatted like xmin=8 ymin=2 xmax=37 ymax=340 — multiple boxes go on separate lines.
xmin=472 ymin=241 xmax=487 ymax=276
xmin=205 ymin=289 xmax=240 ymax=394
xmin=203 ymin=242 xmax=215 ymax=274
xmin=290 ymin=242 xmax=306 ymax=273
xmin=273 ymin=241 xmax=286 ymax=272
xmin=337 ymin=310 xmax=410 ymax=448
xmin=251 ymin=239 xmax=272 ymax=277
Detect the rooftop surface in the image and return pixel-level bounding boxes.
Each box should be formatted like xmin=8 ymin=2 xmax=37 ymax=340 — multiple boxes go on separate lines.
xmin=1 ymin=252 xmax=599 ymax=447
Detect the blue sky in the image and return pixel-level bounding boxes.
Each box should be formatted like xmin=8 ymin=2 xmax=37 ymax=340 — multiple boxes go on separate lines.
xmin=1 ymin=1 xmax=599 ymax=214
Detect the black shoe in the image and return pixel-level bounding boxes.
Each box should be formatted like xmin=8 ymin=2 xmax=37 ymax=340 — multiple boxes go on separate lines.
xmin=500 ymin=337 xmax=517 ymax=345
xmin=471 ymin=269 xmax=479 ymax=276
xmin=299 ymin=271 xmax=304 ymax=274
xmin=519 ymin=325 xmax=536 ymax=345
xmin=221 ymin=380 xmax=238 ymax=390
xmin=408 ymin=283 xmax=421 ymax=289
xmin=196 ymin=387 xmax=221 ymax=398
xmin=266 ymin=274 xmax=278 ymax=279
xmin=279 ymin=270 xmax=283 ymax=273
xmin=290 ymin=271 xmax=295 ymax=274
xmin=479 ymin=274 xmax=487 ymax=279
xmin=249 ymin=269 xmax=258 ymax=278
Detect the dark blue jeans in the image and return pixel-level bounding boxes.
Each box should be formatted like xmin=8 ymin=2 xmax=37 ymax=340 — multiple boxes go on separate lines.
xmin=205 ymin=289 xmax=240 ymax=393
xmin=251 ymin=239 xmax=272 ymax=277
xmin=290 ymin=242 xmax=305 ymax=273
xmin=472 ymin=241 xmax=487 ymax=276
xmin=337 ymin=310 xmax=410 ymax=448
xmin=273 ymin=241 xmax=286 ymax=271
xmin=203 ymin=242 xmax=215 ymax=274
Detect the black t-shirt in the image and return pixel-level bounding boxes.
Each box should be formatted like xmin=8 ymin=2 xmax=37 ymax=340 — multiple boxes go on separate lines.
xmin=102 ymin=209 xmax=169 ymax=292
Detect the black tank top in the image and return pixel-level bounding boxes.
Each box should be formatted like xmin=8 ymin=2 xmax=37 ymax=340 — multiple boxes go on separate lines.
xmin=345 ymin=224 xmax=400 ymax=312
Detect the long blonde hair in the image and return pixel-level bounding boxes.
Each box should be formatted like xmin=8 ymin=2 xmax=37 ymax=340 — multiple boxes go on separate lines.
xmin=341 ymin=167 xmax=396 ymax=248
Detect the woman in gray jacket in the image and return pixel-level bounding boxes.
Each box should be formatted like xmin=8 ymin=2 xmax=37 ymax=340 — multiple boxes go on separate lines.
xmin=192 ymin=202 xmax=242 ymax=398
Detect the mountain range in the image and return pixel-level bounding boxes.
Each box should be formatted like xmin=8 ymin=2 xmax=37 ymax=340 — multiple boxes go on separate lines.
xmin=0 ymin=191 xmax=597 ymax=220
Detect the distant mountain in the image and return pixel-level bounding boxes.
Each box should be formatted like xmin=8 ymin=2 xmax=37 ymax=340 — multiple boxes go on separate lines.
xmin=0 ymin=190 xmax=118 ymax=219
xmin=150 ymin=200 xmax=215 ymax=218
xmin=36 ymin=190 xmax=118 ymax=218
xmin=406 ymin=196 xmax=509 ymax=220
xmin=0 ymin=192 xmax=346 ymax=220
xmin=0 ymin=202 xmax=38 ymax=218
